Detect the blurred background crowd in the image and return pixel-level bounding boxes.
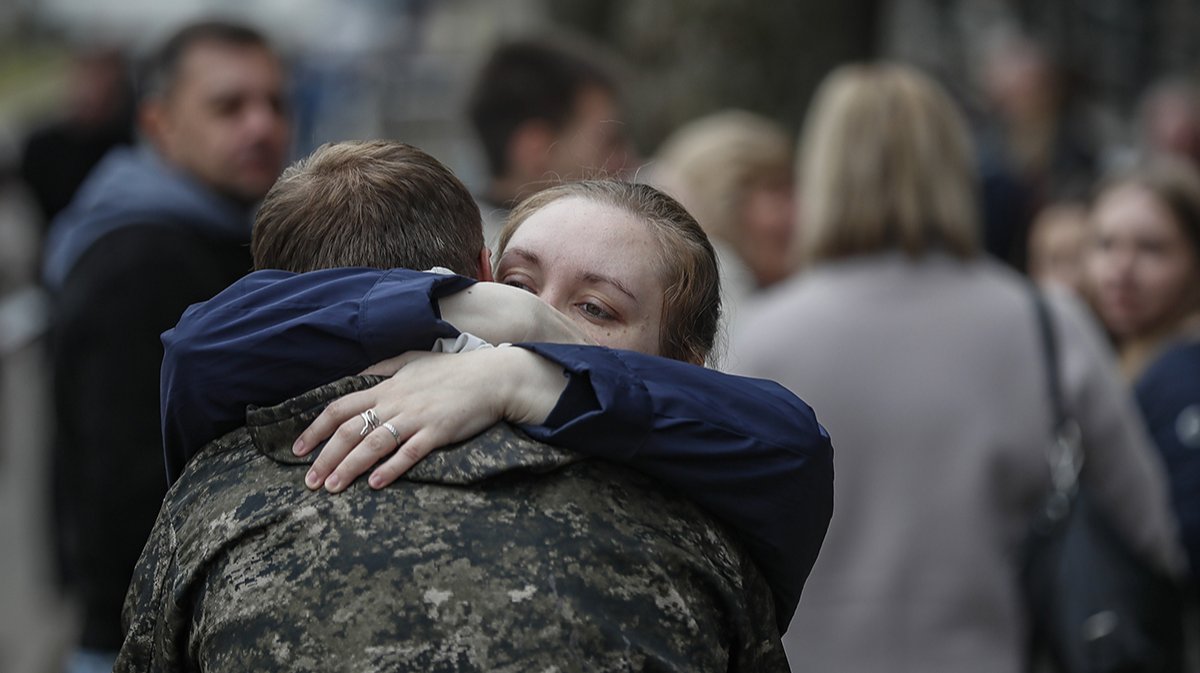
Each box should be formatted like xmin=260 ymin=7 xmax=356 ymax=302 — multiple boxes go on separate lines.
xmin=2 ymin=0 xmax=1200 ymax=671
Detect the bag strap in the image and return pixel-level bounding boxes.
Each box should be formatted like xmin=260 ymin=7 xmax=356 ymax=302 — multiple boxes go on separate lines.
xmin=1031 ymin=290 xmax=1064 ymax=428
xmin=1029 ymin=287 xmax=1083 ymax=497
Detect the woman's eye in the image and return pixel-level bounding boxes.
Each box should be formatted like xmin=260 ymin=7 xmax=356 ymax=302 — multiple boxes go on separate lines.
xmin=504 ymin=278 xmax=534 ymax=293
xmin=579 ymin=302 xmax=615 ymax=321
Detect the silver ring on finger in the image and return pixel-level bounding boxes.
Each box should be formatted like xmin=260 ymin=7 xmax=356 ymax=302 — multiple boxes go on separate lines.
xmin=359 ymin=409 xmax=381 ymax=437
xmin=381 ymin=421 xmax=401 ymax=445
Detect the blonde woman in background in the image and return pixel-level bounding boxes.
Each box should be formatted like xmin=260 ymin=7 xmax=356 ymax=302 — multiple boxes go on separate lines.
xmin=652 ymin=110 xmax=795 ymax=331
xmin=730 ymin=63 xmax=1183 ymax=673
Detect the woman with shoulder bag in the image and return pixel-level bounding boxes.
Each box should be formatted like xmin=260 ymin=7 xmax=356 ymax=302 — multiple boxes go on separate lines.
xmin=730 ymin=63 xmax=1186 ymax=673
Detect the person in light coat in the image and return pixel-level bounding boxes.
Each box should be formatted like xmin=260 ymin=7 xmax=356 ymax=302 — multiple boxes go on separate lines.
xmin=730 ymin=62 xmax=1184 ymax=673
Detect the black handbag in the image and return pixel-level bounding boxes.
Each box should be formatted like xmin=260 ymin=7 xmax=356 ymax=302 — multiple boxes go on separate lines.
xmin=1022 ymin=289 xmax=1185 ymax=673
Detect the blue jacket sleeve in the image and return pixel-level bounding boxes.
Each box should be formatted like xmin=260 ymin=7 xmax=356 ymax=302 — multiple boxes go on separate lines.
xmin=160 ymin=267 xmax=475 ymax=484
xmin=514 ymin=343 xmax=834 ymax=632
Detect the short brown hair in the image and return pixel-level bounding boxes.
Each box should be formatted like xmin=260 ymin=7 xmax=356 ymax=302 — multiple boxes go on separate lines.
xmin=467 ymin=39 xmax=616 ymax=179
xmin=252 ymin=141 xmax=483 ymax=275
xmin=798 ymin=63 xmax=980 ymax=264
xmin=498 ymin=180 xmax=720 ymax=365
xmin=141 ymin=20 xmax=273 ymax=100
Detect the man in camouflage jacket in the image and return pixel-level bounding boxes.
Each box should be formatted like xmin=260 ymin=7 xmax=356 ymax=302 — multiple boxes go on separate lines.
xmin=116 ymin=376 xmax=788 ymax=672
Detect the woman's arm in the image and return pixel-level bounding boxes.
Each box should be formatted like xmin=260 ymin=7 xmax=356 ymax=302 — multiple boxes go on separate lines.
xmin=161 ymin=267 xmax=587 ymax=483
xmin=437 ymin=281 xmax=592 ymax=346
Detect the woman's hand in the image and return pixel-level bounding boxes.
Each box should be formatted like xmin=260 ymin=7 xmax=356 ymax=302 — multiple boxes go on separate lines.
xmin=292 ymin=347 xmax=568 ymax=493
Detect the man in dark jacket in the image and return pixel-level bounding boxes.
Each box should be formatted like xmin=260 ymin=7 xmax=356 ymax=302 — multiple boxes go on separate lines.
xmin=42 ymin=20 xmax=289 ymax=669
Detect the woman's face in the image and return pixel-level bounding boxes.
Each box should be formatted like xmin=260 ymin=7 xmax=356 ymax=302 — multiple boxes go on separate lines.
xmin=1087 ymin=183 xmax=1200 ymax=339
xmin=497 ymin=197 xmax=666 ymax=355
xmin=740 ymin=178 xmax=796 ymax=287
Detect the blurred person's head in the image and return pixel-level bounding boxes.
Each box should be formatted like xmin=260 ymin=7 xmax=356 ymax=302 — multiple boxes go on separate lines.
xmin=1086 ymin=158 xmax=1200 ymax=345
xmin=252 ymin=140 xmax=486 ymax=278
xmin=139 ymin=20 xmax=290 ymax=206
xmin=1028 ymin=202 xmax=1089 ymax=293
xmin=980 ymin=33 xmax=1059 ymax=127
xmin=797 ymin=63 xmax=980 ymax=265
xmin=467 ymin=39 xmax=632 ymax=206
xmin=66 ymin=47 xmax=132 ymax=129
xmin=496 ymin=181 xmax=719 ymax=365
xmin=1137 ymin=77 xmax=1200 ymax=166
xmin=654 ymin=110 xmax=796 ymax=287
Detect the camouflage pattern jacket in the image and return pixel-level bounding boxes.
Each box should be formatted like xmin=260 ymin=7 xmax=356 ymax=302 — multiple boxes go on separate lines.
xmin=117 ymin=376 xmax=788 ymax=672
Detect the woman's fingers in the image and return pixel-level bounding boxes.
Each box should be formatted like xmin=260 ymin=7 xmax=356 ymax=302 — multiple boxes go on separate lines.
xmin=302 ymin=393 xmax=386 ymax=487
xmin=297 ymin=353 xmax=439 ymax=457
xmin=303 ymin=412 xmax=369 ymax=489
xmin=304 ymin=403 xmax=388 ymax=487
xmin=367 ymin=427 xmax=444 ymax=489
xmin=294 ymin=350 xmax=510 ymax=493
xmin=323 ymin=421 xmax=415 ymax=493
xmin=293 ymin=389 xmax=376 ymax=457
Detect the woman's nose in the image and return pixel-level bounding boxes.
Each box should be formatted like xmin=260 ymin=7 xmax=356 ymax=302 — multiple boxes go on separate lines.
xmin=535 ymin=287 xmax=568 ymax=315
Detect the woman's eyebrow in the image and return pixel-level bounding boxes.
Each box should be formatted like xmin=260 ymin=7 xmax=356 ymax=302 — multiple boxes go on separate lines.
xmin=500 ymin=248 xmax=540 ymax=267
xmin=582 ymin=272 xmax=639 ymax=303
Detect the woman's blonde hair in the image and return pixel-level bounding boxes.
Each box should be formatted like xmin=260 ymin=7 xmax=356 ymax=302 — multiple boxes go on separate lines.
xmin=654 ymin=110 xmax=793 ymax=247
xmin=797 ymin=63 xmax=981 ymax=264
xmin=497 ymin=180 xmax=721 ymax=365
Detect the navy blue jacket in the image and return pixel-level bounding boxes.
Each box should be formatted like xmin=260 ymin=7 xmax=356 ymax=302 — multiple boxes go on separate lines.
xmin=1135 ymin=339 xmax=1200 ymax=599
xmin=161 ymin=267 xmax=834 ymax=630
